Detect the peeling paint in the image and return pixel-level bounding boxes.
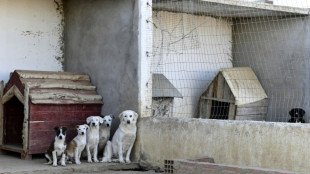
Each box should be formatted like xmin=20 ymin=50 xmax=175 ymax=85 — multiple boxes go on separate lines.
xmin=53 ymin=0 xmax=65 ymax=70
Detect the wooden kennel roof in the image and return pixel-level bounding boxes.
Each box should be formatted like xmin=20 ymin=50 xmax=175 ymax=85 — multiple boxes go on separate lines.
xmin=203 ymin=67 xmax=267 ymax=106
xmin=2 ymin=70 xmax=103 ymax=105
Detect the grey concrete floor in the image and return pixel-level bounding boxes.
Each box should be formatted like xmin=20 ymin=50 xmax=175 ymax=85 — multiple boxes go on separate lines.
xmin=0 ymin=151 xmax=156 ymax=174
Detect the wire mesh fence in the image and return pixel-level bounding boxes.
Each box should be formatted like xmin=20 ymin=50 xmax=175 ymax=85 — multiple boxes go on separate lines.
xmin=149 ymin=0 xmax=310 ymax=123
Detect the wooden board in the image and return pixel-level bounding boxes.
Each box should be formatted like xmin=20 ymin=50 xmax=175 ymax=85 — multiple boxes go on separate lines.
xmin=21 ymin=79 xmax=92 ymax=86
xmin=236 ymin=107 xmax=267 ymax=116
xmin=228 ymin=103 xmax=236 ymax=120
xmin=237 ymin=99 xmax=268 ymax=108
xmin=235 ymin=115 xmax=266 ymax=121
xmin=216 ymin=74 xmax=225 ymax=99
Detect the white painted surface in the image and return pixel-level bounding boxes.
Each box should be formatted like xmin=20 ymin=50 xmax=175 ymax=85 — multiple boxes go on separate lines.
xmin=0 ymin=0 xmax=64 ymax=83
xmin=152 ymin=11 xmax=232 ymax=118
xmin=273 ymin=0 xmax=310 ymax=8
xmin=139 ymin=0 xmax=153 ymax=117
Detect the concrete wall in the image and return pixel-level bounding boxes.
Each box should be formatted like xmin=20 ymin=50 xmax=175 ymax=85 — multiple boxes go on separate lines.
xmin=0 ymin=0 xmax=64 ymax=83
xmin=64 ymin=0 xmax=140 ymax=131
xmin=233 ymin=16 xmax=310 ymax=122
xmin=137 ymin=117 xmax=310 ymax=173
xmin=152 ymin=11 xmax=233 ymax=118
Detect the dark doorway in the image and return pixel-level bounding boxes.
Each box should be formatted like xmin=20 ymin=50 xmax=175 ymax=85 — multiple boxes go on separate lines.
xmin=3 ymin=96 xmax=24 ymax=148
xmin=210 ymin=100 xmax=229 ymax=120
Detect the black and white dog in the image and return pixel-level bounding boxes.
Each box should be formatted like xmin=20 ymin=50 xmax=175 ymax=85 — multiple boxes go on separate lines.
xmin=288 ymin=108 xmax=306 ymax=123
xmin=45 ymin=126 xmax=67 ymax=167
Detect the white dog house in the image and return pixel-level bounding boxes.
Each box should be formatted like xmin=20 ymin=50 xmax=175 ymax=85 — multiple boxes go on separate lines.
xmin=152 ymin=74 xmax=182 ymax=117
xmin=198 ymin=67 xmax=268 ymax=121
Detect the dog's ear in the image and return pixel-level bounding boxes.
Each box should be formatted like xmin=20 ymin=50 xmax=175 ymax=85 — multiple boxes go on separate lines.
xmin=99 ymin=117 xmax=104 ymax=124
xmin=111 ymin=114 xmax=115 ymax=119
xmin=289 ymin=110 xmax=292 ymax=116
xmin=62 ymin=127 xmax=67 ymax=133
xmin=76 ymin=125 xmax=79 ymax=129
xmin=84 ymin=124 xmax=89 ymax=130
xmin=133 ymin=111 xmax=139 ymax=119
xmin=54 ymin=126 xmax=59 ymax=131
xmin=86 ymin=116 xmax=92 ymax=124
xmin=119 ymin=112 xmax=124 ymax=122
xmin=100 ymin=115 xmax=104 ymax=118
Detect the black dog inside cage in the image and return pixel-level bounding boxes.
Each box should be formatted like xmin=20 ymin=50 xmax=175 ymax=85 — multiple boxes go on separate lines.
xmin=288 ymin=108 xmax=306 ymax=123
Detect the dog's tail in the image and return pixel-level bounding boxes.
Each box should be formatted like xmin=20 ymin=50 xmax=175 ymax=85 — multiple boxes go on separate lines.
xmin=101 ymin=141 xmax=112 ymax=162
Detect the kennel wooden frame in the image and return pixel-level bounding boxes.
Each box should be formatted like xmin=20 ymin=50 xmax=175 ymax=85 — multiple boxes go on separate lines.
xmin=198 ymin=67 xmax=268 ymax=121
xmin=0 ymin=70 xmax=103 ymax=159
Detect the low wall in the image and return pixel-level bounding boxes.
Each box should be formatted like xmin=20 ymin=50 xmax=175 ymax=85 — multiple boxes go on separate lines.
xmin=136 ymin=117 xmax=310 ymax=173
xmin=170 ymin=159 xmax=295 ymax=174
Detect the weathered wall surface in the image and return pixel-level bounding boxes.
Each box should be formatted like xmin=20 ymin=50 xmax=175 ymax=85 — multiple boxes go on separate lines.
xmin=137 ymin=117 xmax=310 ymax=173
xmin=233 ymin=16 xmax=310 ymax=122
xmin=0 ymin=0 xmax=64 ymax=83
xmin=152 ymin=11 xmax=233 ymax=118
xmin=64 ymin=0 xmax=139 ymax=132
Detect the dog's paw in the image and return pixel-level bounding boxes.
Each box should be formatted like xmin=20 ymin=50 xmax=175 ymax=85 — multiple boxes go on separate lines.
xmin=61 ymin=163 xmax=66 ymax=167
xmin=52 ymin=163 xmax=57 ymax=167
xmin=94 ymin=159 xmax=99 ymax=163
xmin=44 ymin=162 xmax=52 ymax=165
xmin=119 ymin=159 xmax=125 ymax=163
xmin=125 ymin=159 xmax=131 ymax=163
xmin=88 ymin=160 xmax=93 ymax=163
xmin=76 ymin=161 xmax=81 ymax=165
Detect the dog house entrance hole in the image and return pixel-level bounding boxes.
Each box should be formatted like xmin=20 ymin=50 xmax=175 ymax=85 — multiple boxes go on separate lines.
xmin=210 ymin=100 xmax=229 ymax=120
xmin=3 ymin=96 xmax=24 ymax=148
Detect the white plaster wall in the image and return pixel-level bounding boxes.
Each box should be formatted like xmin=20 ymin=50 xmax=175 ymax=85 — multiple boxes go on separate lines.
xmin=273 ymin=0 xmax=310 ymax=8
xmin=152 ymin=11 xmax=232 ymax=118
xmin=0 ymin=0 xmax=64 ymax=83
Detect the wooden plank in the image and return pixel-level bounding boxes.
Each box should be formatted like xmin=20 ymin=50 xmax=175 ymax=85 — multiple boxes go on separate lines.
xmin=235 ymin=115 xmax=266 ymax=121
xmin=236 ymin=107 xmax=267 ymax=116
xmin=30 ymin=88 xmax=97 ymax=95
xmin=213 ymin=78 xmax=218 ymax=98
xmin=217 ymin=74 xmax=224 ymax=99
xmin=206 ymin=100 xmax=212 ymax=119
xmin=237 ymin=99 xmax=268 ymax=108
xmin=16 ymin=70 xmax=90 ymax=81
xmin=0 ymin=81 xmax=4 ymax=146
xmin=0 ymin=144 xmax=24 ymax=153
xmin=201 ymin=97 xmax=235 ymax=104
xmin=31 ymin=99 xmax=103 ymax=105
xmin=223 ymin=81 xmax=234 ymax=101
xmin=21 ymin=79 xmax=91 ymax=86
xmin=228 ymin=103 xmax=236 ymax=120
xmin=207 ymin=81 xmax=214 ymax=97
xmin=1 ymin=85 xmax=24 ymax=104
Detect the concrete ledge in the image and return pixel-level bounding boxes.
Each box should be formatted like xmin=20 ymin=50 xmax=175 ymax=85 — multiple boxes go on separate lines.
xmin=171 ymin=159 xmax=297 ymax=174
xmin=0 ymin=154 xmax=140 ymax=174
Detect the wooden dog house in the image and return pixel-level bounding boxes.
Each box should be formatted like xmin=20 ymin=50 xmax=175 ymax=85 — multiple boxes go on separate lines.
xmin=198 ymin=67 xmax=268 ymax=121
xmin=0 ymin=70 xmax=103 ymax=159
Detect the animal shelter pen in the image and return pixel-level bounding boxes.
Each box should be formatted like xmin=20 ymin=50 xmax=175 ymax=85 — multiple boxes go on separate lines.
xmin=1 ymin=0 xmax=310 ymax=173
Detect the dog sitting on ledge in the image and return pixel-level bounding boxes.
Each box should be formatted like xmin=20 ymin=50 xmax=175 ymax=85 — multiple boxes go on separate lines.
xmin=288 ymin=108 xmax=306 ymax=123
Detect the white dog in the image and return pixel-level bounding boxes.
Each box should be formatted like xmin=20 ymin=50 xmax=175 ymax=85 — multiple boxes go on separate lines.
xmin=84 ymin=116 xmax=103 ymax=163
xmin=101 ymin=110 xmax=138 ymax=163
xmin=98 ymin=115 xmax=113 ymax=156
xmin=66 ymin=124 xmax=89 ymax=164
